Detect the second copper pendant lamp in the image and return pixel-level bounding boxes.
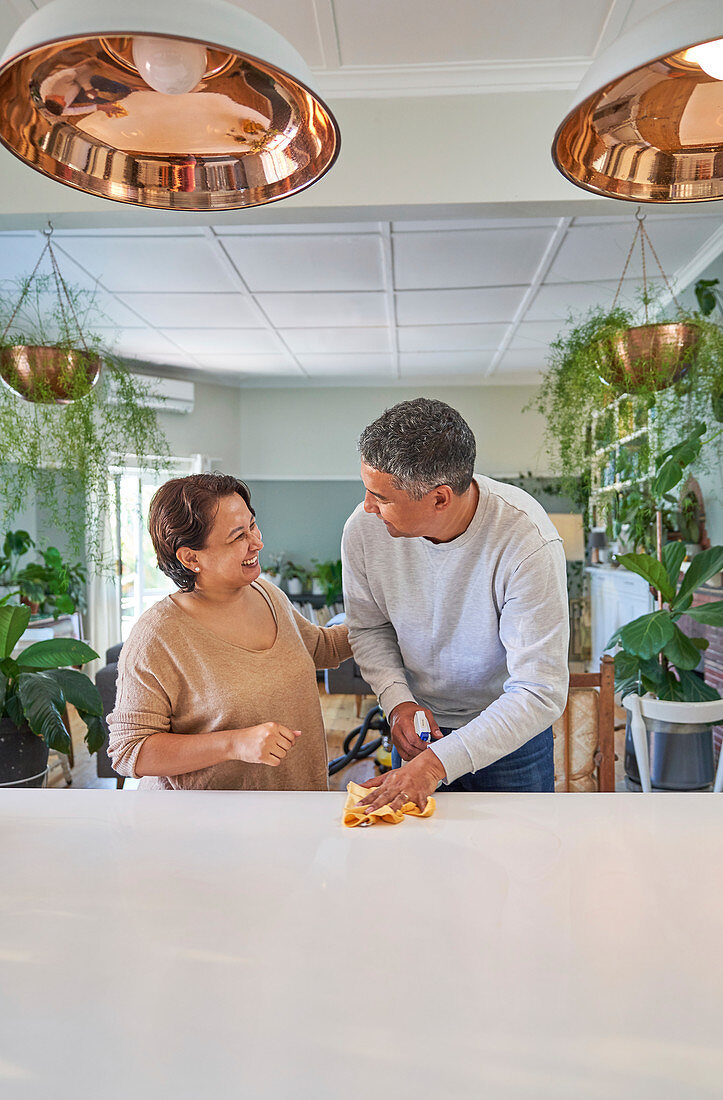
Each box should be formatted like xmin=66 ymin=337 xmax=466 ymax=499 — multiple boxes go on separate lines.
xmin=553 ymin=0 xmax=723 ymax=202
xmin=0 ymin=0 xmax=340 ymax=210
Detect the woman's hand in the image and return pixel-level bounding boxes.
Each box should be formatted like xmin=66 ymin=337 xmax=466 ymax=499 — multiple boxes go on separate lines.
xmin=358 ymin=748 xmax=446 ymax=812
xmin=230 ymin=723 xmax=301 ymax=766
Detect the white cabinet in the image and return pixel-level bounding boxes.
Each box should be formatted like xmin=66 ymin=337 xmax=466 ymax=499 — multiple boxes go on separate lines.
xmin=587 ymin=566 xmax=654 ymax=671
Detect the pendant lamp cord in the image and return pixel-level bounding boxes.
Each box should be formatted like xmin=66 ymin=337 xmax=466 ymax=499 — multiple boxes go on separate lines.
xmin=1 ymin=222 xmax=90 ymax=353
xmin=612 ymin=208 xmax=683 ymax=318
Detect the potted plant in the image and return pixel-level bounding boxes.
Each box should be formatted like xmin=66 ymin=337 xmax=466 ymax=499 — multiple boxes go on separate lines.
xmin=607 ymin=423 xmax=723 ymax=789
xmin=0 ymin=264 xmax=169 ymax=566
xmin=0 ymin=604 xmax=104 ymax=787
xmin=260 ymin=550 xmax=285 ymax=586
xmin=0 ymin=530 xmax=86 ymax=617
xmin=311 ymin=559 xmax=343 ymax=604
xmin=0 ymin=529 xmax=32 ymax=603
xmin=530 ymin=301 xmax=723 ymax=482
xmin=282 ymin=561 xmax=310 ymax=596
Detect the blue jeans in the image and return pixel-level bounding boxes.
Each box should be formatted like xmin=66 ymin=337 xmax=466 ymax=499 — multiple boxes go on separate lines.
xmin=391 ymin=726 xmax=555 ymax=792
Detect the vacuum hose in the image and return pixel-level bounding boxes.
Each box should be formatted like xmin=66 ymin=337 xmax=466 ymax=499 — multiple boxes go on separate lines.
xmin=328 ymin=704 xmax=388 ymax=776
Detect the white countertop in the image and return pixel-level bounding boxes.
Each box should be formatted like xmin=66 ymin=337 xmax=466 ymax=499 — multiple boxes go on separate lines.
xmin=2 ymin=791 xmax=722 ymax=1099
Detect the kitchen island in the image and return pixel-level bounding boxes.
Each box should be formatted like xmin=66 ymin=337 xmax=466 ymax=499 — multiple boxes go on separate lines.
xmin=1 ymin=790 xmax=721 ymax=1099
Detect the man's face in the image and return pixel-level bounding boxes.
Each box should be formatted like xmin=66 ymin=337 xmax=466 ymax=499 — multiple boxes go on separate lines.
xmin=360 ymin=462 xmax=436 ymax=538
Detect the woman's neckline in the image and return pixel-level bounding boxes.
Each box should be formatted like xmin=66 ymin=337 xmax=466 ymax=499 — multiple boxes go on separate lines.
xmin=166 ymin=581 xmax=279 ymax=654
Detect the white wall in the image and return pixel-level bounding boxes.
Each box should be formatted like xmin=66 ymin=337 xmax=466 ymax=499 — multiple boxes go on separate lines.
xmin=157 ymin=381 xmax=242 ymax=473
xmin=238 ymin=384 xmax=549 ymax=480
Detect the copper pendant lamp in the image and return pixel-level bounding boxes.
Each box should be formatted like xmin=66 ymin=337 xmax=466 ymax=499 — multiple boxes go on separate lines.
xmin=552 ymin=0 xmax=723 ymax=202
xmin=0 ymin=0 xmax=340 ymax=210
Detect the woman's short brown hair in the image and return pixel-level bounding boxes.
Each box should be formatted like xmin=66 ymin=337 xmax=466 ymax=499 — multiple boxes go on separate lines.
xmin=148 ymin=473 xmax=254 ymax=592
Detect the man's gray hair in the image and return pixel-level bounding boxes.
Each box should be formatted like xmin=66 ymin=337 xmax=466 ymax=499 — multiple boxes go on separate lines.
xmin=358 ymin=398 xmax=476 ymax=500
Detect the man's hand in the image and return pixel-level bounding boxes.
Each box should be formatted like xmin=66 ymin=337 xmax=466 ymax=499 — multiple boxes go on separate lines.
xmin=388 ymin=701 xmax=443 ymax=761
xmin=358 ymin=748 xmax=447 ymax=813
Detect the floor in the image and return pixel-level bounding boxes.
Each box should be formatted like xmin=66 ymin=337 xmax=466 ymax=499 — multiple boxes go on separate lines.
xmin=49 ymin=686 xmax=629 ymax=791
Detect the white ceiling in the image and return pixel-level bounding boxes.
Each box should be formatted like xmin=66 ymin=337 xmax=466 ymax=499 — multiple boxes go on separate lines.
xmin=0 ymin=0 xmax=722 ymax=388
xmin=1 ymin=212 xmax=721 ymax=387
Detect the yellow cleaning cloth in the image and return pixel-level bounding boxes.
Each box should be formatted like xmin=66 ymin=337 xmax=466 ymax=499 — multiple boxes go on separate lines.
xmin=343 ymin=780 xmax=436 ymax=828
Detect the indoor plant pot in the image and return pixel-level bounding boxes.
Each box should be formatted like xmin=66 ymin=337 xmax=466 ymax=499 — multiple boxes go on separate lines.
xmin=598 ymin=322 xmax=700 ymax=393
xmin=0 ymin=345 xmax=102 ymax=404
xmin=0 ymin=716 xmax=49 ymax=788
xmin=624 ymin=694 xmax=723 ymax=792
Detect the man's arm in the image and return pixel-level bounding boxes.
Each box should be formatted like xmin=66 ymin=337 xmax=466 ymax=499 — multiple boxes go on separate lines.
xmin=429 ymin=540 xmax=569 ymax=784
xmin=341 ymin=521 xmax=415 ymax=717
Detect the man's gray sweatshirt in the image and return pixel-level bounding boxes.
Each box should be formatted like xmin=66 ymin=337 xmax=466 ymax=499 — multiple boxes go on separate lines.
xmin=341 ymin=476 xmax=569 ymax=783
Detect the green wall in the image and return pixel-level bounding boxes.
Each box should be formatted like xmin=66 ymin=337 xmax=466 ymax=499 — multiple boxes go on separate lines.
xmin=246 ymin=475 xmax=576 ymax=573
xmin=246 ymin=479 xmax=364 ymax=571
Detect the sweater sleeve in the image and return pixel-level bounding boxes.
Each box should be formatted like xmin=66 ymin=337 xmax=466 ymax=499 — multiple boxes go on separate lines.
xmin=107 ymin=634 xmax=173 ymax=779
xmin=341 ymin=521 xmax=415 ymax=717
xmin=290 ymin=607 xmax=353 ymax=669
xmin=430 ymin=540 xmax=570 ymax=783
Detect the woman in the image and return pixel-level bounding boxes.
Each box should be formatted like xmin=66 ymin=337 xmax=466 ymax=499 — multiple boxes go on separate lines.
xmin=107 ymin=473 xmax=351 ymax=790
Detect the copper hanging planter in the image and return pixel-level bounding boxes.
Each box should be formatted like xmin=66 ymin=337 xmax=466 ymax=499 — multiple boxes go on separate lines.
xmin=0 ymin=345 xmax=102 ymax=404
xmin=597 ymin=322 xmax=701 ymax=393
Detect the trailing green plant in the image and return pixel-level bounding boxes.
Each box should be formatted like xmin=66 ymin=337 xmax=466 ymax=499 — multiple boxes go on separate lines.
xmin=528 ymin=300 xmax=723 ymax=481
xmin=0 ymin=274 xmax=169 ymax=566
xmin=608 ymin=422 xmax=723 ymax=703
xmin=311 ymin=558 xmax=342 ymax=603
xmin=0 ymin=604 xmax=104 ymax=755
xmin=527 ymin=305 xmax=634 ymax=481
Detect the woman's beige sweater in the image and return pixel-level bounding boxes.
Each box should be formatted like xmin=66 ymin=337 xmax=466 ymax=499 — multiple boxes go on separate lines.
xmin=107 ymin=580 xmax=351 ymax=791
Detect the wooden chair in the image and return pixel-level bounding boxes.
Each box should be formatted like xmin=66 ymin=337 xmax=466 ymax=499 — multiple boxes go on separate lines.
xmin=553 ymin=654 xmax=616 ymax=792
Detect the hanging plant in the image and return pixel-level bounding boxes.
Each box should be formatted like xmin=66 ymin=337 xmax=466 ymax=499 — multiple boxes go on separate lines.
xmin=529 ymin=212 xmax=723 ymax=481
xmin=0 ymin=229 xmax=169 ymax=565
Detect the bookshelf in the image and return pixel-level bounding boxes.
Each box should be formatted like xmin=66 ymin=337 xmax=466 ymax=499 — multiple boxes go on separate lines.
xmin=588 ymin=391 xmax=659 ymax=534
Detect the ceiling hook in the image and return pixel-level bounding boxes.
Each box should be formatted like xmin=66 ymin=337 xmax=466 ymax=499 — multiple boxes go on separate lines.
xmin=43 ymin=220 xmax=54 ymax=238
xmin=635 ymin=206 xmax=646 ymax=223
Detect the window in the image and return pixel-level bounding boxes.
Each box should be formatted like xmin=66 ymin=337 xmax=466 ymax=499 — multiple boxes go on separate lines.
xmin=110 ymin=460 xmax=194 ymax=640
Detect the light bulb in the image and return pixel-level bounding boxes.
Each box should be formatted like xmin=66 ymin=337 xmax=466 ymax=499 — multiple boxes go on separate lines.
xmin=131 ymin=36 xmax=207 ymax=96
xmin=682 ymin=39 xmax=723 ymax=81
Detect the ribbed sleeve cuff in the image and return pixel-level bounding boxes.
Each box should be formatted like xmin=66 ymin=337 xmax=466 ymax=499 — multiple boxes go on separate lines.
xmin=378 ymin=681 xmax=415 ymax=719
xmin=429 ymin=733 xmax=476 ymax=785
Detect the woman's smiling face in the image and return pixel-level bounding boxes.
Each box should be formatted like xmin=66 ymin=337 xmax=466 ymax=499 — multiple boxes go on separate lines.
xmin=184 ymin=492 xmax=264 ymax=589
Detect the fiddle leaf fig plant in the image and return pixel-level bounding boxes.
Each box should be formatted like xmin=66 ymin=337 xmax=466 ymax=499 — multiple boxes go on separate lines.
xmin=607 ymin=542 xmax=723 ymax=702
xmin=0 ymin=604 xmax=104 ymax=755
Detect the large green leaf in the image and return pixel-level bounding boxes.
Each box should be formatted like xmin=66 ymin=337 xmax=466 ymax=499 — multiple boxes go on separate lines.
xmin=45 ymin=669 xmax=103 ymax=716
xmin=620 ymin=611 xmax=675 ymax=659
xmin=652 ymin=422 xmax=706 ymax=497
xmin=662 ymin=541 xmax=687 ymax=587
xmin=0 ymin=670 xmax=6 ymax=714
xmin=16 ymin=638 xmax=98 ymax=670
xmin=658 ymin=675 xmax=685 ymax=701
xmin=675 ymin=547 xmax=723 ymax=607
xmin=663 ymin=624 xmax=705 ymax=671
xmin=677 ymin=669 xmax=721 ymax=702
xmin=605 ymin=625 xmax=624 ymax=651
xmin=79 ymin=712 xmax=105 ymax=754
xmin=684 ymin=601 xmax=723 ymax=627
xmin=617 ymin=553 xmax=675 ymax=604
xmin=16 ymin=672 xmax=71 ymax=753
xmin=4 ymin=691 xmax=23 ymax=726
xmin=614 ymin=650 xmax=640 ymax=681
xmin=0 ymin=605 xmax=31 ymax=659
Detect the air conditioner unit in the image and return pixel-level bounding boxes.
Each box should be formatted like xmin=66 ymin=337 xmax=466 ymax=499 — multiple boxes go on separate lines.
xmin=108 ymin=374 xmax=195 ymax=415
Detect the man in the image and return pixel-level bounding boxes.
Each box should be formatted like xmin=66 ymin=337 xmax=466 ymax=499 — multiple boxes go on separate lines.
xmin=341 ymin=398 xmax=569 ymax=812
